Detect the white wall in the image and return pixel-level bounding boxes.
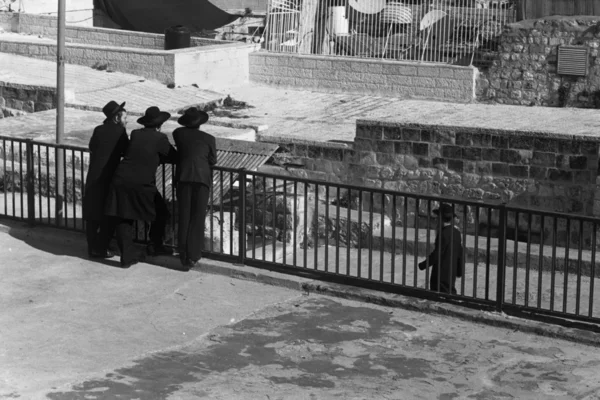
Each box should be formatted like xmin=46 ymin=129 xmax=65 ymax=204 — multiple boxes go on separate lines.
xmin=17 ymin=0 xmax=93 ymax=26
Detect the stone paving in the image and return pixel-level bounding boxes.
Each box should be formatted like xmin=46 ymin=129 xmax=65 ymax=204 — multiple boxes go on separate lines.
xmin=0 ymin=53 xmax=225 ymax=114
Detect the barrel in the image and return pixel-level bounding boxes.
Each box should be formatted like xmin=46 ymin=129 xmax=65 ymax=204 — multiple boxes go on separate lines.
xmin=164 ymin=25 xmax=191 ymax=50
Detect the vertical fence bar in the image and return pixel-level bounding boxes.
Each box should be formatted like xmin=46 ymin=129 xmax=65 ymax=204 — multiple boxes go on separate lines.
xmin=485 ymin=207 xmax=492 ymax=300
xmin=11 ymin=141 xmax=15 ymax=218
xmin=45 ymin=147 xmax=50 ymax=224
xmin=324 ymin=184 xmax=329 ymax=273
xmin=238 ymin=169 xmax=246 ymax=264
xmin=563 ymin=218 xmax=571 ymax=313
xmin=575 ymin=219 xmax=583 ymax=316
xmin=512 ymin=211 xmax=519 ymax=304
xmin=336 ymin=186 xmax=340 ymax=275
xmin=26 ymin=140 xmax=35 ymax=224
xmin=252 ymin=175 xmax=257 ymax=260
xmin=71 ymin=149 xmax=76 ymax=229
xmin=496 ymin=204 xmax=507 ymax=311
xmin=380 ymin=193 xmax=385 ymax=282
xmin=262 ymin=176 xmax=267 ymax=261
xmin=473 ymin=206 xmax=479 ymax=298
xmin=272 ymin=176 xmax=277 ymax=263
xmin=346 ymin=188 xmax=351 ymax=275
xmin=368 ymin=191 xmax=373 ymax=280
xmin=220 ymin=171 xmax=225 ymax=254
xmin=550 ymin=216 xmax=557 ymax=311
xmin=357 ymin=189 xmax=362 ymax=278
xmin=283 ymin=178 xmax=288 ymax=266
xmin=391 ymin=194 xmax=397 ymax=284
xmin=229 ymin=171 xmax=234 ymax=256
xmin=525 ymin=212 xmax=532 ymax=307
xmin=62 ymin=147 xmax=67 ymax=228
xmin=2 ymin=139 xmax=6 ymax=217
xmin=19 ymin=141 xmax=24 ymax=219
xmin=589 ymin=223 xmax=596 ymax=318
xmin=413 ymin=198 xmax=420 ymax=288
xmin=303 ymin=181 xmax=308 ymax=269
xmin=80 ymin=149 xmax=85 ymax=231
xmin=537 ymin=216 xmax=545 ymax=309
xmin=313 ymin=183 xmax=319 ymax=270
xmin=293 ymin=181 xmax=298 ymax=268
xmin=37 ymin=144 xmax=42 ymax=223
xmin=402 ymin=196 xmax=408 ymax=286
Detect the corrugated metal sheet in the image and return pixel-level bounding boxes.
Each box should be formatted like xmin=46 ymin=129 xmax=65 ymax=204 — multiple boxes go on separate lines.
xmin=156 ymin=138 xmax=279 ymax=204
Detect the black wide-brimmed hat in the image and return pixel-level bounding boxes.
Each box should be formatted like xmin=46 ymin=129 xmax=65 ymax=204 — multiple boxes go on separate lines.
xmin=102 ymin=100 xmax=126 ymax=122
xmin=433 ymin=203 xmax=454 ymax=218
xmin=178 ymin=107 xmax=209 ymax=128
xmin=137 ymin=106 xmax=171 ymax=127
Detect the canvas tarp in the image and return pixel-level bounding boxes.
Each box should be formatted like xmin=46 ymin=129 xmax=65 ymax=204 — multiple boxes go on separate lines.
xmin=93 ymin=0 xmax=240 ymax=34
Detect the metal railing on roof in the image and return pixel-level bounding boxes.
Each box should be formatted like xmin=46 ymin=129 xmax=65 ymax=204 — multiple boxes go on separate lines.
xmin=263 ymin=0 xmax=516 ymax=66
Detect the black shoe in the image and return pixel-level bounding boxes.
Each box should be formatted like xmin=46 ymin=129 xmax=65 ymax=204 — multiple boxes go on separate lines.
xmin=120 ymin=259 xmax=139 ymax=269
xmin=146 ymin=244 xmax=174 ymax=256
xmin=89 ymin=249 xmax=115 ymax=259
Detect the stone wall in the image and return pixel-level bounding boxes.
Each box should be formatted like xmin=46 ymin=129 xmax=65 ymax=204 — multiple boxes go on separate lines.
xmin=478 ymin=16 xmax=600 ymax=107
xmin=265 ymin=120 xmax=600 ymax=246
xmin=0 ymin=82 xmax=56 ymax=115
xmin=249 ymin=52 xmax=476 ymax=103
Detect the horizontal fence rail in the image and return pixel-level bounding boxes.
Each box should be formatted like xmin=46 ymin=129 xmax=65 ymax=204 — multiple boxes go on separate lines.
xmin=264 ymin=0 xmax=517 ymax=65
xmin=0 ymin=136 xmax=599 ymax=328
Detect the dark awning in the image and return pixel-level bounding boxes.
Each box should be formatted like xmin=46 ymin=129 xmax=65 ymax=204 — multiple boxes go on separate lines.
xmin=93 ymin=0 xmax=240 ymax=34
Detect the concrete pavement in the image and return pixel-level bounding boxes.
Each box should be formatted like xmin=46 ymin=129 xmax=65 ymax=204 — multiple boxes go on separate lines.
xmin=2 ymin=219 xmax=600 ymax=399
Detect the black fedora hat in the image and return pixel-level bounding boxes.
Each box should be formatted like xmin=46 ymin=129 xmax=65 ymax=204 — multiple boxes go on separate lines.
xmin=137 ymin=106 xmax=171 ymax=127
xmin=178 ymin=107 xmax=209 ymax=128
xmin=102 ymin=100 xmax=126 ymax=122
xmin=433 ymin=203 xmax=454 ymax=218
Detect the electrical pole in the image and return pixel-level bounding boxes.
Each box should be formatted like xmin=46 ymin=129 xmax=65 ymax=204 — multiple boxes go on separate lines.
xmin=56 ymin=0 xmax=65 ymax=225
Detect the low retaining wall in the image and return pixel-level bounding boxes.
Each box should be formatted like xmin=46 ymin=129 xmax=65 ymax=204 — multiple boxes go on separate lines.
xmin=249 ymin=52 xmax=477 ymax=102
xmin=0 ymin=12 xmax=257 ymax=86
xmin=262 ymin=120 xmax=600 ymax=247
xmin=0 ymin=82 xmax=58 ymax=114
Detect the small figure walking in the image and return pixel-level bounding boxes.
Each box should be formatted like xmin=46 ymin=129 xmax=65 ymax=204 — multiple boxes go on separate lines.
xmin=418 ymin=203 xmax=464 ymax=294
xmin=172 ymin=107 xmax=217 ymax=270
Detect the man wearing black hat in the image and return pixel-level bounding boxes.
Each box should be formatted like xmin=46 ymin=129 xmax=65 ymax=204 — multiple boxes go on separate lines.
xmin=418 ymin=203 xmax=464 ymax=294
xmin=104 ymin=106 xmax=177 ymax=268
xmin=172 ymin=107 xmax=217 ymax=269
xmin=83 ymin=100 xmax=129 ymax=258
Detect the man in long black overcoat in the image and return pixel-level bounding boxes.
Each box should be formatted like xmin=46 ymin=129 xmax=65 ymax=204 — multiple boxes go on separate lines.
xmin=83 ymin=100 xmax=129 ymax=258
xmin=172 ymin=107 xmax=217 ymax=269
xmin=418 ymin=203 xmax=464 ymax=294
xmin=104 ymin=106 xmax=177 ymax=268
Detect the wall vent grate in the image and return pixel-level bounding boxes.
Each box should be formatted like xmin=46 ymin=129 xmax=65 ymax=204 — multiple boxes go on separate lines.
xmin=557 ymin=45 xmax=588 ymax=77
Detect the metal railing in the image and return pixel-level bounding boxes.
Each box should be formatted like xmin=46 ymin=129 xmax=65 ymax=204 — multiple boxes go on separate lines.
xmin=1 ymin=136 xmax=599 ymax=328
xmin=264 ymin=0 xmax=516 ymax=65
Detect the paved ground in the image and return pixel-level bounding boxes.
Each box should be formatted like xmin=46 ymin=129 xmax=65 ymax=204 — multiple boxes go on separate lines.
xmin=1 ymin=220 xmax=600 ymax=400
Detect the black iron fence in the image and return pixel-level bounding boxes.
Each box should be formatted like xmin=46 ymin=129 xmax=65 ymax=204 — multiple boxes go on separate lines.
xmin=1 ymin=136 xmax=599 ymax=328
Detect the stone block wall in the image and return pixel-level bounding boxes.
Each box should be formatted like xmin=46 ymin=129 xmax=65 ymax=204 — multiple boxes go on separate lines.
xmin=249 ymin=52 xmax=476 ymax=103
xmin=266 ymin=121 xmax=600 ymax=247
xmin=11 ymin=12 xmax=229 ymax=50
xmin=478 ymin=16 xmax=600 ymax=107
xmin=0 ymin=82 xmax=56 ymax=115
xmin=0 ymin=40 xmax=175 ymax=84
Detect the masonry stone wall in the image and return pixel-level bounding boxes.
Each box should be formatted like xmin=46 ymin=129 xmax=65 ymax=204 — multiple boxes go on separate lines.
xmin=478 ymin=16 xmax=600 ymax=107
xmin=266 ymin=121 xmax=600 ymax=246
xmin=0 ymin=82 xmax=56 ymax=115
xmin=249 ymin=52 xmax=476 ymax=103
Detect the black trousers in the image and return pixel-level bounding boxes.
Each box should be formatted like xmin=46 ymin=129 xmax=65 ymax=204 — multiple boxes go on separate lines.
xmin=85 ymin=219 xmax=116 ymax=255
xmin=177 ymin=182 xmax=210 ymax=262
xmin=112 ymin=218 xmax=137 ymax=266
xmin=149 ymin=191 xmax=170 ymax=247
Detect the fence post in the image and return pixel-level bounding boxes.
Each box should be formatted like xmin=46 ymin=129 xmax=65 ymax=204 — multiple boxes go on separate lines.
xmin=496 ymin=203 xmax=508 ymax=312
xmin=25 ymin=140 xmax=35 ymax=225
xmin=238 ymin=168 xmax=247 ymax=265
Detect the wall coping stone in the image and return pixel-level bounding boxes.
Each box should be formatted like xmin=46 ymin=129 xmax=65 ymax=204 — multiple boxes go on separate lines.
xmin=356 ymin=119 xmax=600 ymax=143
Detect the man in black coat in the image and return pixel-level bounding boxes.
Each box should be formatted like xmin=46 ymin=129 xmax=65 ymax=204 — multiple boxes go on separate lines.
xmin=104 ymin=106 xmax=177 ymax=268
xmin=418 ymin=203 xmax=464 ymax=294
xmin=172 ymin=107 xmax=217 ymax=269
xmin=83 ymin=100 xmax=129 ymax=258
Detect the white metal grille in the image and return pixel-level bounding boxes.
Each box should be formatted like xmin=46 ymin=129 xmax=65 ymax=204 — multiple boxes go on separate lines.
xmin=263 ymin=0 xmax=516 ymax=65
